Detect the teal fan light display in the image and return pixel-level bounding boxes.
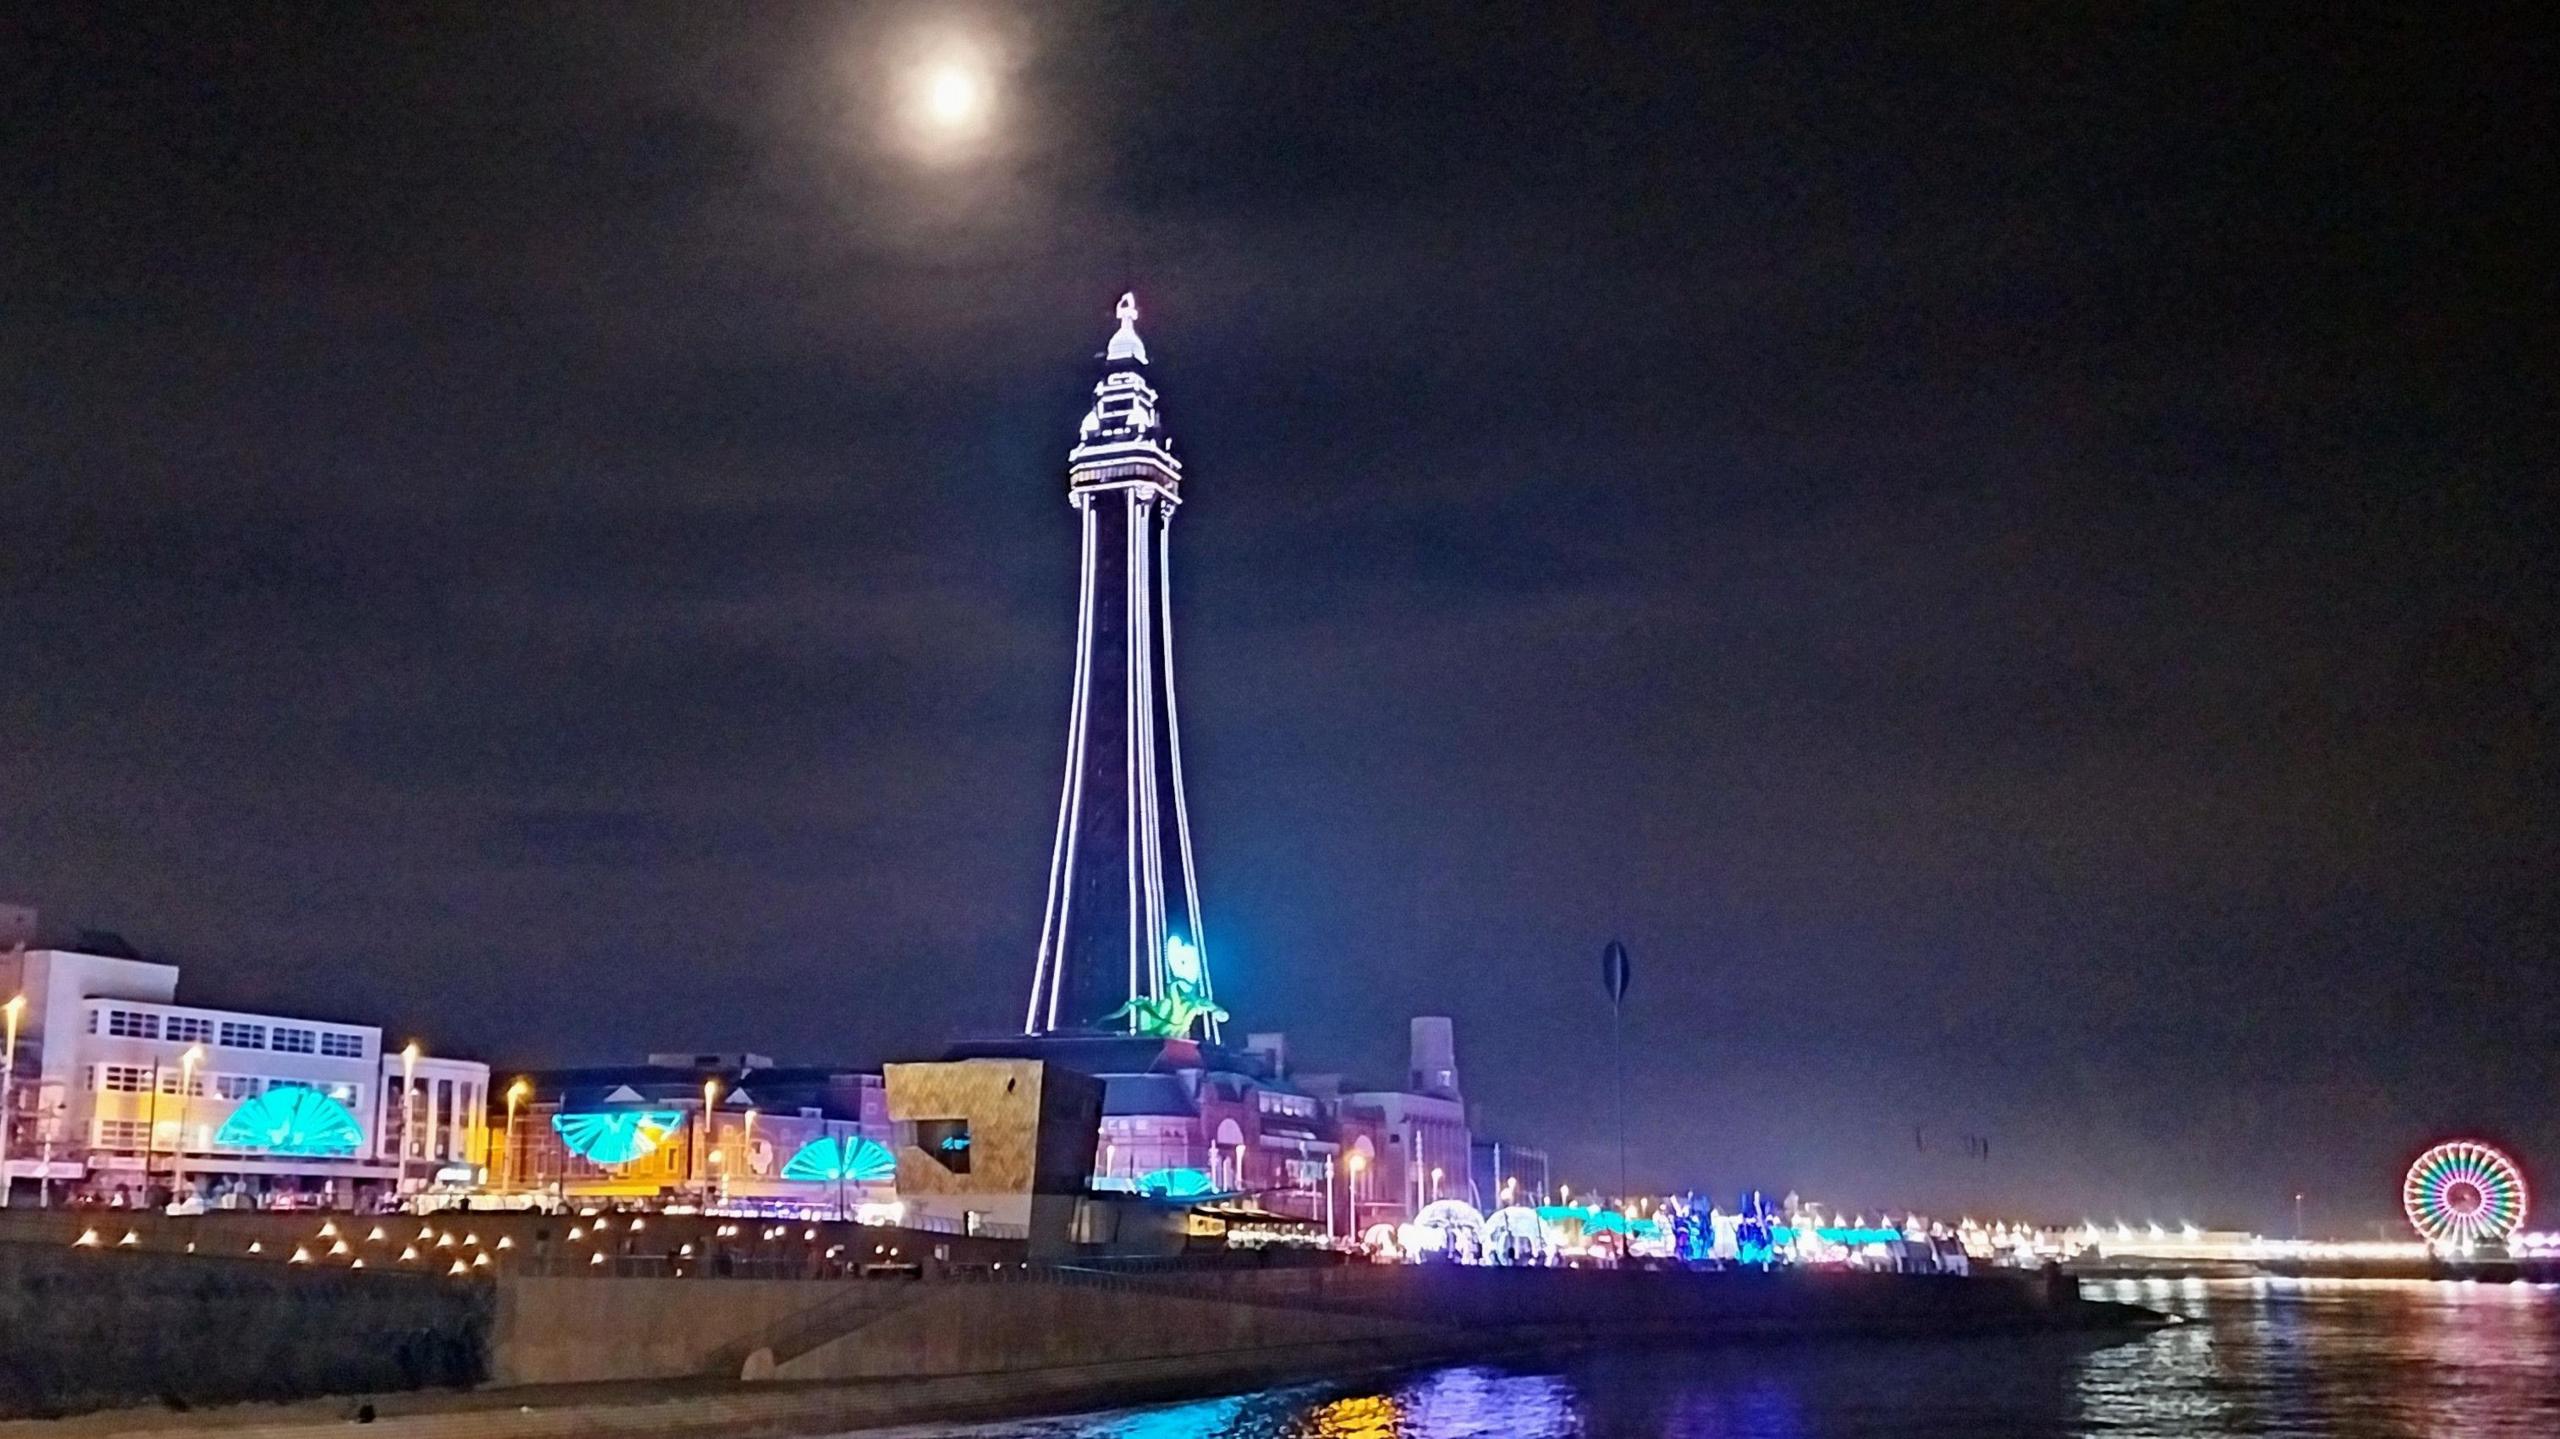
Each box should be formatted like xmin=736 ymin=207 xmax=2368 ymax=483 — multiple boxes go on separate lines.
xmin=1136 ymin=1167 xmax=1217 ymax=1199
xmin=781 ymin=1135 xmax=897 ymax=1184
xmin=213 ymin=1085 xmax=365 ymax=1158
xmin=552 ymin=1110 xmax=684 ymax=1165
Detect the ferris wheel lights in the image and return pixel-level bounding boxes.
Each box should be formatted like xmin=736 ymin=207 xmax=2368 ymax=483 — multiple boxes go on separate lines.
xmin=2404 ymin=1141 xmax=2527 ymax=1250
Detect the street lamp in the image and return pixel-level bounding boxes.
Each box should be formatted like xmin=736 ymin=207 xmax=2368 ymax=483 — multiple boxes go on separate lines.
xmin=1431 ymin=1165 xmax=1444 ymax=1203
xmin=699 ymin=1078 xmax=721 ymax=1210
xmin=1 ymin=994 xmax=24 ymax=1210
xmin=1345 ymin=1151 xmax=1367 ymax=1234
xmin=398 ymin=1042 xmax=421 ymax=1204
xmin=504 ymin=1079 xmax=531 ymax=1193
xmin=173 ymin=1045 xmax=203 ymax=1198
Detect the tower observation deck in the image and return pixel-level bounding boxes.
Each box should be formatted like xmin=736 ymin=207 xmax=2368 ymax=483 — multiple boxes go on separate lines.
xmin=1025 ymin=295 xmax=1222 ymax=1041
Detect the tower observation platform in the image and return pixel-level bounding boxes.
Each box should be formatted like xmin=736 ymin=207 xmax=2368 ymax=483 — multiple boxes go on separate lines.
xmin=1025 ymin=295 xmax=1222 ymax=1042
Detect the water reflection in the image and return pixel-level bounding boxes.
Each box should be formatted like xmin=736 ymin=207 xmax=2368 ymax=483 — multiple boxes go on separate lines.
xmin=850 ymin=1279 xmax=2560 ymax=1439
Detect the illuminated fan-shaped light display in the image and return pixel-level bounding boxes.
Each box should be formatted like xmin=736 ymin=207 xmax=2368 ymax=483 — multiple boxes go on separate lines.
xmin=1135 ymin=1167 xmax=1218 ymax=1199
xmin=2404 ymin=1141 xmax=2527 ymax=1248
xmin=214 ymin=1085 xmax=364 ymax=1157
xmin=781 ymin=1135 xmax=897 ymax=1184
xmin=552 ymin=1110 xmax=684 ymax=1166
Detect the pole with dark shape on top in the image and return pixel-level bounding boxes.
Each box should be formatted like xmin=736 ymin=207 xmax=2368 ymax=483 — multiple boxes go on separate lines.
xmin=1602 ymin=939 xmax=1632 ymax=1206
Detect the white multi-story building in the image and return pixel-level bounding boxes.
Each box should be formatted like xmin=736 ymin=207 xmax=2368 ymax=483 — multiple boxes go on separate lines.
xmin=1 ymin=935 xmax=486 ymax=1207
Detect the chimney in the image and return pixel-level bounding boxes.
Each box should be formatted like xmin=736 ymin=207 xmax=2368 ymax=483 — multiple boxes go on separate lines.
xmin=1243 ymin=1031 xmax=1288 ymax=1077
xmin=1409 ymin=1017 xmax=1459 ymax=1099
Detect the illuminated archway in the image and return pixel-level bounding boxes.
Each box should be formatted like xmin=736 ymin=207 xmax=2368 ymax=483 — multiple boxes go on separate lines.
xmin=1482 ymin=1204 xmax=1551 ymax=1264
xmin=214 ymin=1085 xmax=364 ymax=1158
xmin=1406 ymin=1199 xmax=1487 ymax=1257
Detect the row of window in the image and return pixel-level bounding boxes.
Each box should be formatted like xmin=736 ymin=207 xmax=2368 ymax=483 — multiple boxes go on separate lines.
xmin=88 ymin=1065 xmax=358 ymax=1108
xmin=90 ymin=1008 xmax=369 ymax=1059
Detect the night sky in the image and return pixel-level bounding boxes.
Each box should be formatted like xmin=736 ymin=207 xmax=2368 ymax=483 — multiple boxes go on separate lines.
xmin=4 ymin=4 xmax=2550 ymax=1232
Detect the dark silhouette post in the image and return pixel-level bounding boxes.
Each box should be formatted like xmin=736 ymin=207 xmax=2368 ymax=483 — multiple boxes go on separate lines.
xmin=1602 ymin=940 xmax=1632 ymax=1204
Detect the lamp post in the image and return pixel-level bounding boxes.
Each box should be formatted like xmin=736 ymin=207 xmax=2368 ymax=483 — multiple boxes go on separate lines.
xmin=144 ymin=1056 xmax=167 ymax=1200
xmin=1431 ymin=1165 xmax=1444 ymax=1203
xmin=173 ymin=1044 xmax=202 ymax=1199
xmin=699 ymin=1078 xmax=720 ymax=1211
xmin=736 ymin=1107 xmax=757 ymax=1206
xmin=1345 ymin=1151 xmax=1366 ymax=1237
xmin=1 ymin=994 xmax=24 ymax=1209
xmin=398 ymin=1042 xmax=421 ymax=1204
xmin=504 ymin=1079 xmax=530 ymax=1193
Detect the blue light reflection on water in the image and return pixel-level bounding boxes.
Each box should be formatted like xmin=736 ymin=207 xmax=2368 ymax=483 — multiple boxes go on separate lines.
xmin=840 ymin=1278 xmax=2560 ymax=1439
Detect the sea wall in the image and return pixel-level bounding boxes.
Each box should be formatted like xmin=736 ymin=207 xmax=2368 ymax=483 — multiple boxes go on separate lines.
xmin=491 ymin=1276 xmax=918 ymax=1385
xmin=1 ymin=1247 xmax=2141 ymax=1430
xmin=0 ymin=1242 xmax=486 ymax=1420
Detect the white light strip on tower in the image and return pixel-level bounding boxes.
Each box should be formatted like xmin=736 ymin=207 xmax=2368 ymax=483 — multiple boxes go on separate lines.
xmin=1135 ymin=497 xmax=1168 ymax=1006
xmin=1046 ymin=497 xmax=1101 ymax=1032
xmin=1131 ymin=486 xmax=1152 ymax=1024
xmin=1030 ymin=496 xmax=1100 ymax=1032
xmin=1158 ymin=510 xmax=1217 ymax=1043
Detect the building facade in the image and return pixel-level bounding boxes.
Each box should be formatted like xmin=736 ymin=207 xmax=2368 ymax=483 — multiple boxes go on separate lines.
xmin=498 ymin=1056 xmax=894 ymax=1215
xmin=0 ymin=935 xmax=483 ymax=1208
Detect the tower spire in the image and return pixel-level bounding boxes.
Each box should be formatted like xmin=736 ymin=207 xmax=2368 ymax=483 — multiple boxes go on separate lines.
xmin=1026 ymin=293 xmax=1221 ymax=1042
xmin=1105 ymin=292 xmax=1149 ymax=366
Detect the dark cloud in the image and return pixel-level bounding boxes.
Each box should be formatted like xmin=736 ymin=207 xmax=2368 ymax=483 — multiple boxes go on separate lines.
xmin=2 ymin=1 xmax=2551 ymax=1229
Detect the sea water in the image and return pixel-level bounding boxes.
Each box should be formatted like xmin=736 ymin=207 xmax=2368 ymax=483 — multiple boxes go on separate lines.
xmin=841 ymin=1276 xmax=2560 ymax=1438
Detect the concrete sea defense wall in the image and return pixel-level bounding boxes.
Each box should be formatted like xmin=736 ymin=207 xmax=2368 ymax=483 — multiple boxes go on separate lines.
xmin=1 ymin=1249 xmax=2157 ymax=1434
xmin=0 ymin=1243 xmax=487 ymax=1419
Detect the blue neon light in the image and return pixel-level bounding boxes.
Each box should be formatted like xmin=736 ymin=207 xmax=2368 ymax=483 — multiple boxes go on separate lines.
xmin=782 ymin=1135 xmax=897 ymax=1184
xmin=552 ymin=1110 xmax=684 ymax=1165
xmin=213 ymin=1085 xmax=365 ymax=1158
xmin=1136 ymin=1167 xmax=1218 ymax=1199
xmin=1773 ymin=1225 xmax=1906 ymax=1247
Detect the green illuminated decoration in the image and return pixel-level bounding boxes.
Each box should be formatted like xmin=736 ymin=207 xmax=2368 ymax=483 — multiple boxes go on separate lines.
xmin=213 ymin=1085 xmax=365 ymax=1158
xmin=1109 ymin=935 xmax=1227 ymax=1039
xmin=782 ymin=1135 xmax=897 ymax=1184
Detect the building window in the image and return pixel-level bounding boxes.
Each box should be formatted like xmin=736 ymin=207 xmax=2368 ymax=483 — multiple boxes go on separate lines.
xmin=106 ymin=1010 xmax=161 ymax=1040
xmin=214 ymin=1075 xmax=267 ymax=1101
xmin=915 ymin=1119 xmax=973 ymax=1174
xmin=319 ymin=1032 xmax=366 ymax=1059
xmin=433 ymin=1079 xmax=454 ymax=1158
xmin=92 ymin=1119 xmax=150 ymax=1149
xmin=271 ymin=1027 xmax=316 ymax=1054
xmin=158 ymin=1069 xmax=207 ymax=1097
xmin=165 ymin=1016 xmax=215 ymax=1045
xmin=218 ymin=1022 xmax=267 ymax=1050
xmin=97 ymin=1064 xmax=153 ymax=1093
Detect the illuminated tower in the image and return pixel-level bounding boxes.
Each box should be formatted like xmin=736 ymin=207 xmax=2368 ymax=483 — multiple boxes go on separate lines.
xmin=1025 ymin=295 xmax=1222 ymax=1040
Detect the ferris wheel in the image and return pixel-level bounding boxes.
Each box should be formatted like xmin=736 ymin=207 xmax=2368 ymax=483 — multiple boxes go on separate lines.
xmin=2402 ymin=1141 xmax=2527 ymax=1249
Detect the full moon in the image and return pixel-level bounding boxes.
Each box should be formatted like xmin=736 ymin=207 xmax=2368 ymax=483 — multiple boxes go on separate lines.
xmin=923 ymin=64 xmax=984 ymax=130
